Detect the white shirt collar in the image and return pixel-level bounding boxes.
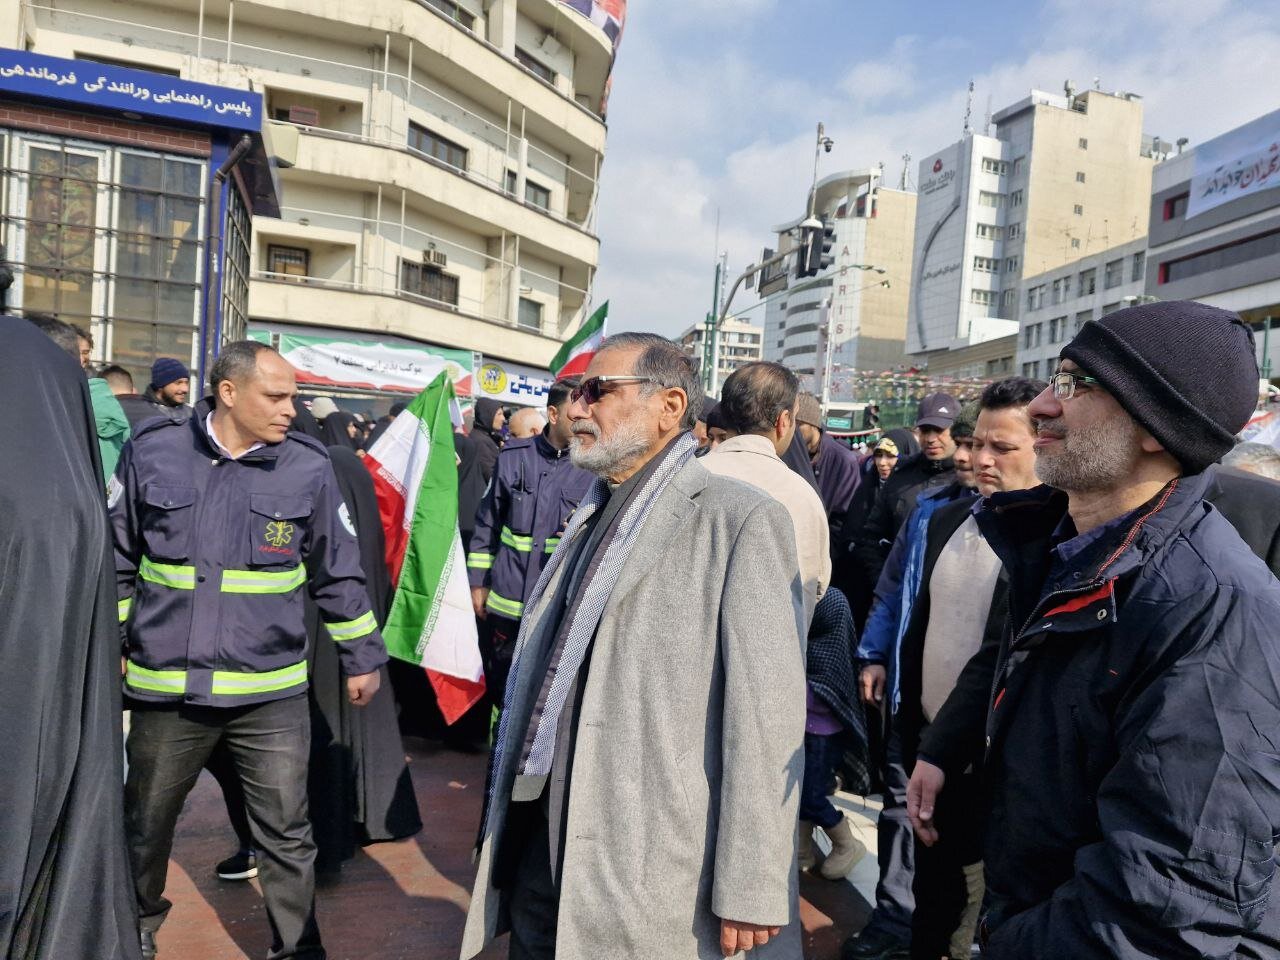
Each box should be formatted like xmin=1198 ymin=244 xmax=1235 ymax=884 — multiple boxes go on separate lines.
xmin=206 ymin=412 xmax=267 ymax=460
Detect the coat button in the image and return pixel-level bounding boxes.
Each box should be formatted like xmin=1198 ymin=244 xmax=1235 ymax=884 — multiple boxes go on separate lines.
xmin=197 ymin=574 xmax=207 ymax=583
xmin=274 ymin=512 xmax=282 ymax=518
xmin=1097 ymin=609 xmax=1108 ymax=621
xmin=164 ymin=500 xmax=172 ymax=507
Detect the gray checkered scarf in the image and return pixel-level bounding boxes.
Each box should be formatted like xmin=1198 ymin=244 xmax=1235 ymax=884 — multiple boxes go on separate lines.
xmin=486 ymin=432 xmax=697 ymax=811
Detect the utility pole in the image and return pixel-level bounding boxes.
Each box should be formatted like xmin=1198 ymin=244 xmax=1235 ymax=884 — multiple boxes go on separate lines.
xmin=700 ymin=258 xmax=722 ymax=394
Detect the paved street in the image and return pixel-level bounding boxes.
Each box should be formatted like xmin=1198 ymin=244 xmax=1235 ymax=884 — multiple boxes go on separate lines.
xmin=153 ymin=737 xmax=876 ymax=960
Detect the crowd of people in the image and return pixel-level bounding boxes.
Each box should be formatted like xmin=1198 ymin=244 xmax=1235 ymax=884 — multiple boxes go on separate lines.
xmin=4 ymin=298 xmax=1280 ymax=960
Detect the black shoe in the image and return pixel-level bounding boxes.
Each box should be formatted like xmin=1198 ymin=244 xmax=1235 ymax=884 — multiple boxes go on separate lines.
xmin=140 ymin=928 xmax=157 ymax=960
xmin=215 ymin=848 xmax=258 ymax=881
xmin=841 ymin=925 xmax=910 ymax=960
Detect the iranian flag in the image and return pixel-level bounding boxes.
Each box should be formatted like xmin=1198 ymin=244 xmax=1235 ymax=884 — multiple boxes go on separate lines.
xmin=364 ymin=373 xmax=484 ymax=724
xmin=550 ymin=301 xmax=608 ymax=379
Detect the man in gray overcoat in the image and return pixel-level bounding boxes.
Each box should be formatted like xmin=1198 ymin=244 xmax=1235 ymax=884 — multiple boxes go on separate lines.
xmin=461 ymin=332 xmax=808 ymax=960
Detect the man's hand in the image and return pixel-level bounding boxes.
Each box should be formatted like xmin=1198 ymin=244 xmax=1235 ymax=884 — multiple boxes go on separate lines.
xmin=121 ymin=655 xmax=127 ymax=678
xmin=907 ymin=758 xmax=945 ymax=847
xmin=346 ymin=671 xmax=381 ymax=707
xmin=719 ymin=919 xmax=781 ymax=957
xmin=859 ymin=664 xmax=886 ymax=705
xmin=471 ymin=586 xmax=489 ymax=619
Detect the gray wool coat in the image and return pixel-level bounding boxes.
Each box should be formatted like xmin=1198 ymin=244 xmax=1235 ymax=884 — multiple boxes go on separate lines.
xmin=460 ymin=457 xmax=808 ymax=960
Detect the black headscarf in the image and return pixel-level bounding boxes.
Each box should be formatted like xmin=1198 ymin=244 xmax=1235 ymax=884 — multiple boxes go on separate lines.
xmin=322 ymin=411 xmax=361 ymax=451
xmin=455 ymin=430 xmax=486 ymax=541
xmin=291 ymin=403 xmax=326 ymax=443
xmin=0 ymin=317 xmax=141 ymax=959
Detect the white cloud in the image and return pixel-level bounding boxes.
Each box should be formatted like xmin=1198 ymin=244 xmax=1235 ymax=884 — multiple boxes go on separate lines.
xmin=594 ymin=1 xmax=1280 ymax=339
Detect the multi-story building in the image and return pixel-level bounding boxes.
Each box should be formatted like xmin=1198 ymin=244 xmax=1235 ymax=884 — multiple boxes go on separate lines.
xmin=1146 ymin=105 xmax=1280 ymax=379
xmin=11 ymin=0 xmax=618 ymax=386
xmin=760 ymin=168 xmax=916 ymax=398
xmin=909 ymin=85 xmax=1154 ymax=367
xmin=1015 ymin=237 xmax=1148 ymax=379
xmin=679 ymin=315 xmax=763 ymax=386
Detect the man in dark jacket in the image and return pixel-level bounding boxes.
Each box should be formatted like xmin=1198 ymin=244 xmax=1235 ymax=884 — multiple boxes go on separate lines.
xmin=854 ymin=392 xmax=960 ymax=590
xmin=795 ymin=391 xmax=863 ymax=546
xmin=471 ymin=396 xmax=506 ymax=483
xmin=143 ymin=357 xmax=191 ymax=421
xmin=908 ymin=301 xmax=1280 ymax=959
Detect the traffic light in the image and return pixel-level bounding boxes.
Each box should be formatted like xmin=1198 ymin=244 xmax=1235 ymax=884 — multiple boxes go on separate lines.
xmin=797 ymin=218 xmax=836 ymax=278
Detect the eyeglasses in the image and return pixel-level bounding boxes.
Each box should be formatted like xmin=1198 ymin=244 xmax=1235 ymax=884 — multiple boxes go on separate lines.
xmin=1050 ymin=371 xmax=1101 ymax=400
xmin=569 ymin=375 xmax=661 ymax=405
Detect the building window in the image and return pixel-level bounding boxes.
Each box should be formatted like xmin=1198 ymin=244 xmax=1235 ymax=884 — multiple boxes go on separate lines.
xmin=1008 ymin=222 xmax=1022 ymax=239
xmin=1005 ymin=255 xmax=1020 ymax=273
xmin=1102 ymin=302 xmax=1122 ymax=315
xmin=1073 ymin=204 xmax=1084 ymax=216
xmin=524 ymin=179 xmax=551 ymax=210
xmin=1104 ymin=258 xmax=1124 ymax=289
xmin=981 ymin=158 xmax=1008 ymax=175
xmin=1001 ymin=289 xmax=1017 ymax=311
xmin=1022 ymin=323 xmax=1042 ymax=348
xmin=1078 ymin=137 xmax=1088 ymax=149
xmin=1076 ymin=171 xmax=1086 ymax=183
xmin=1163 ymin=193 xmax=1190 ymax=221
xmin=1022 ymin=360 xmax=1040 ymax=378
xmin=218 ymin=183 xmax=252 ymax=356
xmin=1071 ymin=238 xmax=1081 ymax=249
xmin=1078 ymin=268 xmax=1096 ymax=296
xmin=1051 ymin=277 xmax=1071 ymax=304
xmin=971 ymin=288 xmax=996 ymax=307
xmin=1131 ymin=251 xmax=1146 ymax=282
xmin=1010 ymin=189 xmax=1024 ymax=207
xmin=1012 ymin=156 xmax=1025 ymax=176
xmin=408 ymin=122 xmax=468 ymax=172
xmin=978 ymin=191 xmax=1005 ymax=208
xmin=423 ymin=0 xmax=475 ymax=29
xmin=1075 ymin=309 xmax=1093 ymax=331
xmin=1026 ymin=284 xmax=1046 ymax=311
xmin=504 ymin=169 xmax=517 ymax=194
xmin=973 ymin=256 xmax=999 ymax=274
xmin=1049 ymin=315 xmax=1067 ymax=343
xmin=267 ymin=245 xmax=309 ymax=281
xmin=514 ymin=47 xmax=556 ymax=84
xmin=399 ymin=257 xmax=460 ymax=307
xmin=1159 ymin=227 xmax=1280 ymax=284
xmin=975 ymin=223 xmax=1003 ymax=240
xmin=518 ymin=296 xmax=543 ymax=331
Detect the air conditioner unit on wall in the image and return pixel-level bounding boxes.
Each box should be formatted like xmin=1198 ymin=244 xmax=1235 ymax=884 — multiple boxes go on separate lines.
xmin=423 ymin=248 xmax=447 ymax=267
xmin=287 ymin=105 xmax=319 ymax=126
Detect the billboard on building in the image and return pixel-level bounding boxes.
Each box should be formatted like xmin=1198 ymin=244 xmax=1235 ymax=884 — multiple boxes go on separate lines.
xmin=475 ymin=357 xmax=555 ymax=406
xmin=1188 ymin=108 xmax=1280 ymax=219
xmin=560 ymin=0 xmax=626 ymax=50
xmin=908 ymin=141 xmax=966 ymax=353
xmin=254 ymin=330 xmax=474 ymax=396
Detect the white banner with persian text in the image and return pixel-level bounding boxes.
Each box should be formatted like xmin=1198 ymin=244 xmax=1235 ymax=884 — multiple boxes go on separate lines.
xmin=1187 ymin=108 xmax=1280 ymax=219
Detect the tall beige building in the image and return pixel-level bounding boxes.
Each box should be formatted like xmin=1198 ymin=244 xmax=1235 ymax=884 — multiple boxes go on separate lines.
xmin=678 ymin=315 xmax=763 ymax=385
xmin=909 ymin=86 xmax=1154 ymax=366
xmin=9 ymin=0 xmax=617 ymax=374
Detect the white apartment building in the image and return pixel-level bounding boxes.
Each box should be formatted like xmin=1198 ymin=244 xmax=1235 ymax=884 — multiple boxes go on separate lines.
xmin=909 ymin=86 xmax=1154 ymax=365
xmin=678 ymin=315 xmax=763 ymax=386
xmin=1014 ymin=237 xmax=1148 ymax=379
xmin=8 ymin=0 xmax=616 ymax=374
xmin=760 ymin=169 xmax=916 ymax=398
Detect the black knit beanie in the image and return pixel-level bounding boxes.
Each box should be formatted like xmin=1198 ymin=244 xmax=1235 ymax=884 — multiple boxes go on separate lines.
xmin=1060 ymin=300 xmax=1258 ymax=473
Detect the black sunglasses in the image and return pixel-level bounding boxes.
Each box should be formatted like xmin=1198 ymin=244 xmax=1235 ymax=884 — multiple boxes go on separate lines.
xmin=569 ymin=375 xmax=661 ymax=405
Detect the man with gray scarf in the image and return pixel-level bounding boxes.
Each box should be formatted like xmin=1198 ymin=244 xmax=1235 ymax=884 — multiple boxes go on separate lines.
xmin=462 ymin=333 xmax=808 ymax=960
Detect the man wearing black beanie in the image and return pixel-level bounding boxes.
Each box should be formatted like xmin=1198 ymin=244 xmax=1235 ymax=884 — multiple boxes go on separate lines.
xmin=906 ymin=301 xmax=1280 ymax=959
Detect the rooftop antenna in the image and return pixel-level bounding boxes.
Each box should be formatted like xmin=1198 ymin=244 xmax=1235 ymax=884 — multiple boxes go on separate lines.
xmin=900 ymin=152 xmax=912 ymax=191
xmin=983 ymin=93 xmax=993 ymax=135
xmin=1093 ymin=76 xmax=1102 ymax=91
xmin=963 ymin=79 xmax=974 ymax=135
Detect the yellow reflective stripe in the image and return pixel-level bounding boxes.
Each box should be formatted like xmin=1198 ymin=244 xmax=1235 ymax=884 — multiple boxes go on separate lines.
xmin=326 ymin=610 xmax=377 ymax=642
xmin=485 ymin=591 xmax=524 ymax=618
xmin=125 ymin=661 xmax=187 ymax=694
xmin=220 ymin=565 xmax=306 ymax=595
xmin=467 ymin=552 xmax=494 ymax=570
xmin=544 ymin=537 xmax=560 ymax=554
xmin=211 ymin=660 xmax=308 ymax=696
xmin=139 ymin=557 xmax=196 ymax=590
xmin=118 ymin=597 xmax=133 ymax=622
xmin=500 ymin=526 xmax=534 ymax=552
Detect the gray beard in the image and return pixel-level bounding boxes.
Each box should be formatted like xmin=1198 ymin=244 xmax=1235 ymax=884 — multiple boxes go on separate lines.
xmin=1033 ymin=413 xmax=1144 ymax=492
xmin=569 ymin=418 xmax=652 ymax=478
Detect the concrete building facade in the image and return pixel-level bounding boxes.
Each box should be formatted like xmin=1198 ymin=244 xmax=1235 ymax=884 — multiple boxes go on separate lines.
xmin=909 ymin=86 xmax=1154 ymax=367
xmin=760 ymin=169 xmax=916 ymax=399
xmin=10 ymin=0 xmax=616 ymax=378
xmin=1015 ymin=236 xmax=1148 ymax=379
xmin=1146 ymin=106 xmax=1280 ymax=379
xmin=679 ymin=315 xmax=763 ymax=385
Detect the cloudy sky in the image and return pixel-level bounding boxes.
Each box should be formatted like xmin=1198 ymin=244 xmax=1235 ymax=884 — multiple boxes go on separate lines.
xmin=591 ymin=0 xmax=1280 ymax=340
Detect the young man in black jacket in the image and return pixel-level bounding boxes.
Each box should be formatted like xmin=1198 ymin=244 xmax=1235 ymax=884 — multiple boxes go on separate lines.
xmin=908 ymin=301 xmax=1280 ymax=959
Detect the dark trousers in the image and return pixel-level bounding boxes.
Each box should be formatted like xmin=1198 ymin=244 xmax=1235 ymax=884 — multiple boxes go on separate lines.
xmin=503 ymin=800 xmax=559 ymax=960
xmin=481 ymin=614 xmax=520 ymax=733
xmin=864 ymin=722 xmax=915 ymax=941
xmin=800 ymin=732 xmax=844 ymax=829
xmin=125 ymin=695 xmax=323 ymax=959
xmin=205 ymin=740 xmax=253 ymax=850
xmin=910 ymin=770 xmax=984 ymax=960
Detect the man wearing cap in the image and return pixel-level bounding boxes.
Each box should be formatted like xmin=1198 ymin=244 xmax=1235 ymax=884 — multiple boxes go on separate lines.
xmin=795 ymin=392 xmax=863 ymax=547
xmin=908 ymin=301 xmax=1280 ymax=958
xmin=144 ymin=357 xmax=191 ymax=422
xmin=853 ymin=393 xmax=959 ymax=591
